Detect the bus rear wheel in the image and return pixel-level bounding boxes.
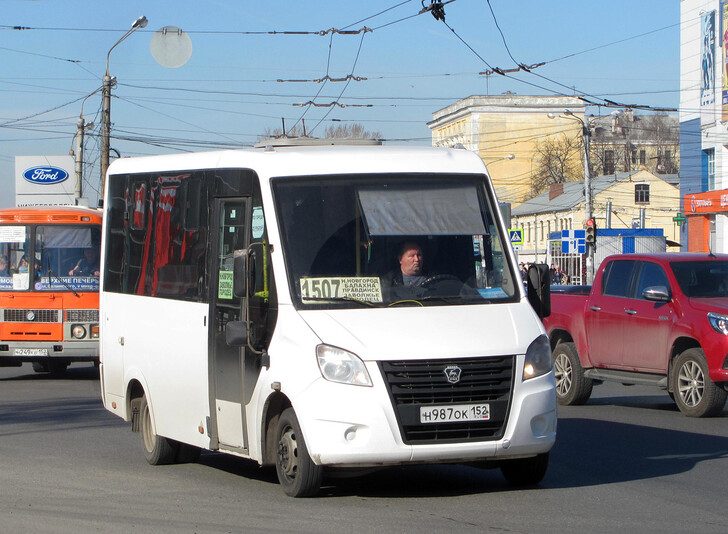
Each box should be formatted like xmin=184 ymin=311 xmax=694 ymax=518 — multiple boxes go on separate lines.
xmin=140 ymin=394 xmax=178 ymax=465
xmin=275 ymin=407 xmax=322 ymax=497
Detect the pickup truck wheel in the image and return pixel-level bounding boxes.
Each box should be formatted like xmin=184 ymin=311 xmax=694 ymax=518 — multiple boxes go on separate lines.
xmin=672 ymin=349 xmax=727 ymax=417
xmin=553 ymin=342 xmax=593 ymax=405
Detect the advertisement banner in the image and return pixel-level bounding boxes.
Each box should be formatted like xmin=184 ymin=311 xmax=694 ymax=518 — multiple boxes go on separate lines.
xmin=14 ymin=155 xmax=75 ymax=207
xmin=684 ymin=189 xmax=728 ymax=215
xmin=702 ymin=10 xmax=716 ymax=126
xmin=723 ymin=2 xmax=728 ymax=121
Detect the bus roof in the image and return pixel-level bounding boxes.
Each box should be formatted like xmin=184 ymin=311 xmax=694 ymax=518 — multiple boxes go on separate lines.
xmin=106 ymin=145 xmax=490 ymax=181
xmin=0 ymin=206 xmax=102 ymax=224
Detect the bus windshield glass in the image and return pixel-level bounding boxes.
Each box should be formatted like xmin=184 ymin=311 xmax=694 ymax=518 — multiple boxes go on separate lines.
xmin=273 ymin=173 xmax=518 ymax=309
xmin=0 ymin=224 xmax=101 ymax=292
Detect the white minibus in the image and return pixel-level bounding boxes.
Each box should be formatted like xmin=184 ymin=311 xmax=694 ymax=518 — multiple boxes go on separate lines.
xmin=100 ymin=145 xmax=555 ymax=497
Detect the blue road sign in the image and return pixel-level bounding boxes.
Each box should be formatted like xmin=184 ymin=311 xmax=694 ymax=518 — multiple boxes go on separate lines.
xmin=561 ymin=229 xmax=586 ymax=254
xmin=508 ymin=229 xmax=524 ymax=245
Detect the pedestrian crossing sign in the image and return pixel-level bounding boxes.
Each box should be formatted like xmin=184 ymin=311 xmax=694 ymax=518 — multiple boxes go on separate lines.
xmin=508 ymin=229 xmax=524 ymax=245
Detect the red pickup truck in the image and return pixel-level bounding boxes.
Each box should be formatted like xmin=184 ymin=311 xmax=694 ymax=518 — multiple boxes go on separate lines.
xmin=543 ymin=253 xmax=728 ymax=417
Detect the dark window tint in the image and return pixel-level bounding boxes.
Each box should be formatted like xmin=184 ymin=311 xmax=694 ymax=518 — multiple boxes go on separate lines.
xmin=671 ymin=260 xmax=728 ymax=298
xmin=636 ymin=262 xmax=669 ymax=299
xmin=105 ymin=172 xmax=210 ymax=301
xmin=602 ymin=260 xmax=637 ymax=297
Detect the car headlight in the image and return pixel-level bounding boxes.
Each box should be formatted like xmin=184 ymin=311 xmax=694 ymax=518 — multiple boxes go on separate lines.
xmin=523 ymin=334 xmax=553 ymax=380
xmin=708 ymin=312 xmax=728 ymax=335
xmin=316 ymin=344 xmax=372 ymax=387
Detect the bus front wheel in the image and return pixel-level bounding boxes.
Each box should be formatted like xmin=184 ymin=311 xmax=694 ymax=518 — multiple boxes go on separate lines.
xmin=140 ymin=394 xmax=177 ymax=465
xmin=275 ymin=407 xmax=322 ymax=497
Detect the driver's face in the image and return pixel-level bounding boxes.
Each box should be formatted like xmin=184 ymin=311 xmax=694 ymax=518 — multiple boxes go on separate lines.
xmin=399 ymin=245 xmax=423 ymax=276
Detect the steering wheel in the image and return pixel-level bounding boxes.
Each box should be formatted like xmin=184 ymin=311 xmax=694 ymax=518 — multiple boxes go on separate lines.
xmin=421 ymin=274 xmax=460 ymax=288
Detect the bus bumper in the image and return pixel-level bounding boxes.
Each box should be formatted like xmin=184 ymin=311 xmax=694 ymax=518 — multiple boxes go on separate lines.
xmin=0 ymin=340 xmax=98 ymax=364
xmin=292 ymin=373 xmax=556 ymax=468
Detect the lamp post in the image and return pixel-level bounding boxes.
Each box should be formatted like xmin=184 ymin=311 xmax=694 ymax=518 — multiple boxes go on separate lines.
xmin=548 ymin=110 xmax=594 ymax=284
xmin=101 ymin=15 xmax=148 ymax=193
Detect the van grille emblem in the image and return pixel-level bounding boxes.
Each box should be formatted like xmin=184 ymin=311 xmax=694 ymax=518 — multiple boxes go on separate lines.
xmin=444 ymin=365 xmax=462 ymax=384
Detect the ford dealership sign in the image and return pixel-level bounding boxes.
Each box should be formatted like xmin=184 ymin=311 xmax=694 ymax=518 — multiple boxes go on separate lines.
xmin=23 ymin=166 xmax=69 ymax=185
xmin=15 ymin=155 xmax=76 ymax=207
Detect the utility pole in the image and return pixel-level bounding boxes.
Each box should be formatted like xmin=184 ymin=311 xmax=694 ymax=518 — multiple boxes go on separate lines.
xmin=578 ymin=114 xmax=595 ymax=285
xmin=100 ymin=74 xmax=113 ymax=192
xmin=75 ymin=116 xmax=85 ymax=201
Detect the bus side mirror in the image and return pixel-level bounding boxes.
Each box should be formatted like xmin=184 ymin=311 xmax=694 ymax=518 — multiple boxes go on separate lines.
xmin=226 ymin=321 xmax=248 ymax=346
xmin=233 ymin=253 xmax=247 ymax=298
xmin=527 ymin=263 xmax=551 ymax=319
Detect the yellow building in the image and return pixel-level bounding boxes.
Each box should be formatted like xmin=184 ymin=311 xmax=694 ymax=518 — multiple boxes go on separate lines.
xmin=511 ymin=170 xmax=681 ymax=269
xmin=428 ymin=95 xmax=586 ymax=205
xmin=589 ymin=110 xmax=679 ymax=176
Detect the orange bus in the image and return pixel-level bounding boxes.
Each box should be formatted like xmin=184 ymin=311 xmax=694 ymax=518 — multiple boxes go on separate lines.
xmin=0 ymin=206 xmax=102 ymax=375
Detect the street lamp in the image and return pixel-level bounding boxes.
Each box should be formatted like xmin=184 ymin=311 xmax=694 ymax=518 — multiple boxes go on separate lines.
xmin=548 ymin=110 xmax=595 ymax=284
xmin=101 ymin=15 xmax=148 ymax=193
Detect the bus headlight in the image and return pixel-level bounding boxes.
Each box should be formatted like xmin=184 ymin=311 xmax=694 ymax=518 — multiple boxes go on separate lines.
xmin=71 ymin=325 xmax=87 ymax=339
xmin=523 ymin=335 xmax=552 ymax=380
xmin=316 ymin=344 xmax=372 ymax=387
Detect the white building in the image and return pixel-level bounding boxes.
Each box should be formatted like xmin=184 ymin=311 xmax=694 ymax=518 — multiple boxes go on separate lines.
xmin=680 ymin=1 xmax=728 ymax=252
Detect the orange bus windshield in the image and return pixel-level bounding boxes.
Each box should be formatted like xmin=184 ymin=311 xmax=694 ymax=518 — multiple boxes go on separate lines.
xmin=0 ymin=208 xmax=101 ymax=293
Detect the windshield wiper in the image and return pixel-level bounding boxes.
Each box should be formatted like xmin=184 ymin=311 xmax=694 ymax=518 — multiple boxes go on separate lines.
xmin=301 ymin=295 xmax=381 ymax=307
xmin=48 ymin=268 xmax=80 ymax=298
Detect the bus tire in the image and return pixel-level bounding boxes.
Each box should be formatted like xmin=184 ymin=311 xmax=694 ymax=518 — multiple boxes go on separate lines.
xmin=500 ymin=453 xmax=549 ymax=486
xmin=275 ymin=407 xmax=322 ymax=497
xmin=32 ymin=362 xmax=49 ymax=373
xmin=140 ymin=394 xmax=178 ymax=465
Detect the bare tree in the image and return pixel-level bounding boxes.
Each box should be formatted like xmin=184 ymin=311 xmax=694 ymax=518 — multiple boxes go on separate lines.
xmin=531 ymin=133 xmax=583 ymax=196
xmin=323 ymin=123 xmax=381 ymax=139
xmin=257 ymin=124 xmax=306 ymax=141
xmin=258 ymin=122 xmax=381 ymax=142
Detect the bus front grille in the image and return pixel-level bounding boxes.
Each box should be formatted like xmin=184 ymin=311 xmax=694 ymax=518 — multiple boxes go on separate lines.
xmin=64 ymin=309 xmax=99 ymax=322
xmin=379 ymin=356 xmax=515 ymax=445
xmin=2 ymin=309 xmax=61 ymax=323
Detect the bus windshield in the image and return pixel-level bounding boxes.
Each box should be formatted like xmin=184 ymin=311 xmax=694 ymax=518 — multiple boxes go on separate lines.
xmin=0 ymin=224 xmax=101 ymax=292
xmin=273 ymin=173 xmax=518 ymax=309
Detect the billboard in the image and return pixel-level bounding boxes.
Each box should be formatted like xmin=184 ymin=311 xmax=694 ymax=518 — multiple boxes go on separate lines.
xmin=723 ymin=2 xmax=728 ymax=121
xmin=702 ymin=10 xmax=716 ymax=126
xmin=14 ymin=155 xmax=75 ymax=207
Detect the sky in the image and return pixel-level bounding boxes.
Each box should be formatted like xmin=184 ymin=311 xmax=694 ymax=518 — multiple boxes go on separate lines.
xmin=0 ymin=0 xmax=681 ymax=207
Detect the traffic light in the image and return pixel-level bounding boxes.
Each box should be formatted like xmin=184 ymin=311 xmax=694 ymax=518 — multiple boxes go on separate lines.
xmin=585 ymin=218 xmax=597 ymax=247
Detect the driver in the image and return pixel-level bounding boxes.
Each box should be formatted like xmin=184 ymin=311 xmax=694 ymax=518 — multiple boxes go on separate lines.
xmin=388 ymin=241 xmax=428 ymax=287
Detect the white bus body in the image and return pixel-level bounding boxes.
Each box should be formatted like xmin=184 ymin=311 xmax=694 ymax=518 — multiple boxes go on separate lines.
xmin=100 ymin=145 xmax=556 ymax=496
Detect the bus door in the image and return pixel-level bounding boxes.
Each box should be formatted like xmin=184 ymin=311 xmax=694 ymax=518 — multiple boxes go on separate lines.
xmin=210 ymin=198 xmax=251 ymax=451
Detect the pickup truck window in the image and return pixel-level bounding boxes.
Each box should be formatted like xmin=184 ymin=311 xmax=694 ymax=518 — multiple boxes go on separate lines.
xmin=671 ymin=261 xmax=728 ymax=298
xmin=602 ymin=260 xmax=637 ymax=297
xmin=635 ymin=262 xmax=669 ymax=299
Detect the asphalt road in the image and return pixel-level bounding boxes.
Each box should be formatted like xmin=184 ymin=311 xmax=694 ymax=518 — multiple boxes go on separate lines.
xmin=1 ymin=363 xmax=727 ymax=534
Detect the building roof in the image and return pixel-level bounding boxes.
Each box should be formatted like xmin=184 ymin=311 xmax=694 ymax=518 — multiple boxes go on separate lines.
xmin=510 ymin=171 xmax=675 ymax=217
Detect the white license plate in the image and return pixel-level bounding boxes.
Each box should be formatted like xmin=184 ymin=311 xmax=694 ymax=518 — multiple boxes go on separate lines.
xmin=419 ymin=403 xmax=491 ymax=424
xmin=14 ymin=348 xmax=48 ymax=356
